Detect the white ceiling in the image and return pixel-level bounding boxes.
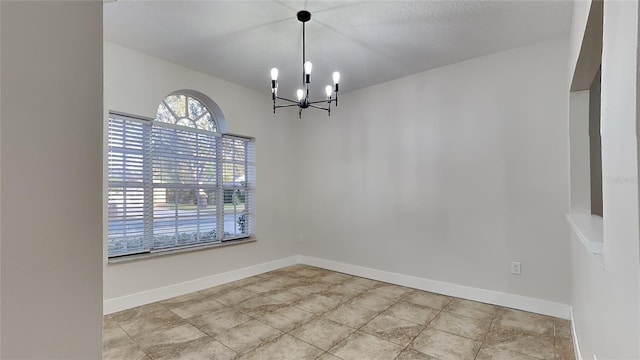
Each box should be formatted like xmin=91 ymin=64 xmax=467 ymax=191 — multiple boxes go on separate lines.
xmin=104 ymin=1 xmax=573 ymax=98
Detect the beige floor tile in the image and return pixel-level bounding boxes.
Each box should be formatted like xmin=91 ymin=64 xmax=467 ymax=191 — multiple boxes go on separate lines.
xmin=341 ymin=276 xmax=381 ymax=291
xmin=428 ymin=311 xmax=491 ymax=341
xmin=214 ymin=319 xmax=282 ymax=354
xmin=504 ymin=336 xmax=555 ymax=359
xmin=324 ymin=303 xmax=378 ymax=328
xmin=260 ymin=272 xmax=306 ymax=286
xmin=239 ymin=334 xmax=324 ymax=360
xmin=554 ymin=337 xmax=576 ymax=360
xmin=197 ymin=282 xmax=239 ymax=298
xmin=159 ymin=290 xmax=209 ymax=308
xmin=367 ymin=284 xmax=413 ymax=300
xmin=187 ymin=308 xmax=252 ymax=337
xmin=259 ymin=268 xmax=296 ymax=277
xmin=444 ymin=298 xmax=498 ymax=321
xmin=384 ymin=301 xmax=440 ymax=326
xmin=326 ymin=282 xmax=369 ymax=298
xmin=167 ymin=297 xmax=227 ymax=319
xmin=362 ymin=314 xmax=424 ymax=346
xmin=154 ymin=336 xmax=237 ymax=360
xmin=350 ymin=291 xmax=397 ymax=312
xmin=109 ymin=302 xmax=167 ymax=322
xmin=318 ymin=284 xmax=365 ymax=302
xmin=102 ymin=323 xmax=149 ymax=360
xmin=476 ymin=345 xmax=540 ymax=360
xmin=136 ymin=323 xmax=208 ymax=359
xmin=293 ymin=293 xmax=342 ymax=315
xmin=396 ymin=348 xmax=438 ymax=359
xmin=103 ymin=340 xmax=150 ymax=360
xmin=213 ymin=287 xmax=257 ymax=306
xmin=234 ymin=294 xmax=287 ymax=317
xmin=404 ymin=290 xmax=452 ymax=310
xmin=291 ymin=282 xmax=332 ymax=295
xmin=290 ymin=266 xmax=328 ymax=278
xmin=411 ymin=328 xmax=481 ymax=360
xmin=484 ymin=324 xmax=555 ymax=360
xmin=554 ymin=319 xmax=572 ymax=339
xmin=329 ymin=331 xmax=404 ymax=360
xmin=261 ymin=286 xmax=306 ymax=304
xmin=103 ymin=314 xmax=118 ymax=328
xmin=493 ymin=308 xmax=555 ymax=336
xmin=290 ymin=317 xmax=355 ymax=350
xmin=257 ymin=305 xmax=315 ymax=332
xmin=103 ymin=266 xmax=575 ymax=360
xmin=242 ymin=279 xmax=286 ymax=294
xmin=316 ymin=352 xmax=343 ymax=360
xmin=103 ymin=321 xmax=130 ymax=348
xmin=118 ymin=308 xmax=185 ymax=340
xmin=317 ymin=272 xmax=353 ymax=284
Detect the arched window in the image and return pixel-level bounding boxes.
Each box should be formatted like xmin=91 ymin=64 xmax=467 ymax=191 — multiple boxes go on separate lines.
xmin=155 ymin=89 xmax=227 ymax=133
xmin=107 ymin=91 xmax=254 ymax=257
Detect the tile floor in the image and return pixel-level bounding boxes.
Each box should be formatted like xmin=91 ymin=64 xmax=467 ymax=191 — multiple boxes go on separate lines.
xmin=103 ymin=265 xmax=575 ymax=360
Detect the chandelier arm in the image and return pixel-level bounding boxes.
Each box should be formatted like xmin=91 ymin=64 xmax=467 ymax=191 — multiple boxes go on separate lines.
xmin=308 ymin=104 xmax=330 ymax=111
xmin=307 ymin=99 xmax=333 ymax=105
xmin=274 ymin=96 xmax=299 ymax=104
xmin=274 ymin=104 xmax=302 ymax=109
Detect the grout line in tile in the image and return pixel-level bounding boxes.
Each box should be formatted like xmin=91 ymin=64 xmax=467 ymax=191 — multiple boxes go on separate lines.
xmin=330 ymin=287 xmax=421 ymax=357
xmin=112 ymin=321 xmax=154 ymax=359
xmin=403 ymin=307 xmax=444 ymax=359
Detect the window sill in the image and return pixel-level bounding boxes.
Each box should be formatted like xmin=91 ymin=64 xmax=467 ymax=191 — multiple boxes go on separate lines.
xmin=107 ymin=237 xmax=257 ymax=264
xmin=566 ymin=213 xmax=603 ymax=261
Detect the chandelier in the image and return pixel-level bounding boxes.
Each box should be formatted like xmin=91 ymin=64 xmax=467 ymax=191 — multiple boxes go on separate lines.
xmin=270 ymin=10 xmax=340 ymax=119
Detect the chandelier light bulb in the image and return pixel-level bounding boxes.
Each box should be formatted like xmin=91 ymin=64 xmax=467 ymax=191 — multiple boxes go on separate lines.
xmin=304 ymin=61 xmax=313 ymax=75
xmin=271 ymin=68 xmax=279 ymax=81
xmin=325 ymin=85 xmax=332 ymax=98
xmin=332 ymin=71 xmax=340 ymax=84
xmin=296 ymin=89 xmax=304 ymax=101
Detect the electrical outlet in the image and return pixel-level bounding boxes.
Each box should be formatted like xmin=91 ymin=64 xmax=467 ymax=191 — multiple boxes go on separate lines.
xmin=511 ymin=261 xmax=521 ymax=275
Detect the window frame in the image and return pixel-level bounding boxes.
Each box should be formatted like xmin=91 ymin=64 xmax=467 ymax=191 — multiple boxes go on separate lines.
xmin=107 ymin=94 xmax=254 ymax=259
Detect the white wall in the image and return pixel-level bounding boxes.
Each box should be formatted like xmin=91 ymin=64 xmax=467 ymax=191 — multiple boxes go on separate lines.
xmin=103 ymin=43 xmax=299 ymax=302
xmin=569 ymin=90 xmax=591 ymax=213
xmin=0 ymin=1 xmax=3 ymax=355
xmin=569 ymin=1 xmax=640 ymax=359
xmin=569 ymin=0 xmax=593 ymax=81
xmin=0 ymin=1 xmax=103 ymax=358
xmin=296 ymin=37 xmax=571 ymax=307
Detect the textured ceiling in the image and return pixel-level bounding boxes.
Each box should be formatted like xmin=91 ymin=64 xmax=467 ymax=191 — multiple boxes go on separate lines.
xmin=104 ymin=1 xmax=573 ymax=98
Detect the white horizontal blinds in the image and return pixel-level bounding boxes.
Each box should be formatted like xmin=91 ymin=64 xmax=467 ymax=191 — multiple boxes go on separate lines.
xmin=221 ymin=135 xmax=255 ymax=239
xmin=107 ymin=114 xmax=152 ymax=256
xmin=107 ymin=93 xmax=254 ymax=258
xmin=151 ymin=122 xmax=220 ymax=249
xmin=245 ymin=140 xmax=256 ymax=236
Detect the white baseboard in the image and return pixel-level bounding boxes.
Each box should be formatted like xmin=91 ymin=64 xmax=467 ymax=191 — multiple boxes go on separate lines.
xmin=299 ymin=256 xmax=572 ymax=319
xmin=104 ymin=254 xmax=571 ymax=320
xmin=571 ymin=308 xmax=582 ymax=360
xmin=103 ymin=255 xmax=299 ymax=314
